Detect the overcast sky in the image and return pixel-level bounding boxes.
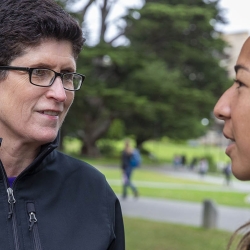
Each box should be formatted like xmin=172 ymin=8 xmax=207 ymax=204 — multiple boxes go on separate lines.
xmin=75 ymin=0 xmax=250 ymax=45
xmin=218 ymin=0 xmax=250 ymax=34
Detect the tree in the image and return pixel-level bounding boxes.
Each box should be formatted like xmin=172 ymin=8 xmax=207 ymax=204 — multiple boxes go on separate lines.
xmin=58 ymin=0 xmax=230 ymax=154
xmin=63 ymin=45 xmax=148 ymax=156
xmin=118 ymin=0 xmax=229 ymax=147
xmin=124 ymin=1 xmax=228 ymax=96
xmin=57 ymin=0 xmax=140 ymax=156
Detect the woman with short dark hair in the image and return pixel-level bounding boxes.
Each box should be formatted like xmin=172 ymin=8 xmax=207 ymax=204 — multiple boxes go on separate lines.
xmin=0 ymin=1 xmax=125 ymax=249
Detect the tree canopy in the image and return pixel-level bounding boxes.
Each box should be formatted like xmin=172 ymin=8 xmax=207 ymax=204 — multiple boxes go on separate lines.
xmin=58 ymin=0 xmax=230 ymax=156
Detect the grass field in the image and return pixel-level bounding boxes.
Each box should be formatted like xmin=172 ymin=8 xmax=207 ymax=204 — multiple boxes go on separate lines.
xmin=100 ymin=165 xmax=243 ymax=250
xmin=63 ymin=137 xmax=250 ymax=207
xmin=95 ymin=166 xmax=250 ymax=208
xmin=143 ymin=139 xmax=228 ymax=165
xmin=61 ymin=137 xmax=250 ymax=208
xmin=63 ymin=137 xmax=230 ymax=167
xmin=63 ymin=138 xmax=247 ymax=249
xmin=124 ymin=217 xmax=240 ymax=250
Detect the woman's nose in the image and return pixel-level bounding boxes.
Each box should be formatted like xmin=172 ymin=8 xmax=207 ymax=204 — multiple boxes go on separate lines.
xmin=47 ymin=76 xmax=67 ymax=102
xmin=213 ymin=87 xmax=232 ymax=121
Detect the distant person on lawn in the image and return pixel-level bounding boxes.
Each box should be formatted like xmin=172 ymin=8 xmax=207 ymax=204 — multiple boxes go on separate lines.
xmin=121 ymin=140 xmax=139 ymax=199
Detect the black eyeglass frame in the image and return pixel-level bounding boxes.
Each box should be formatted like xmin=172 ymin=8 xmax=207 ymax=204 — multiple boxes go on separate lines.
xmin=0 ymin=66 xmax=85 ymax=91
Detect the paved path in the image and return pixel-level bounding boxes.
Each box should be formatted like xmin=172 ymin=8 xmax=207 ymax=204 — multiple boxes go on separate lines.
xmin=119 ymin=196 xmax=250 ymax=232
xmin=112 ymin=167 xmax=250 ymax=232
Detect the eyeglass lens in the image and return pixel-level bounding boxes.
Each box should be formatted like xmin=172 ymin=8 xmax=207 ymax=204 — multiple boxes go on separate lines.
xmin=31 ymin=69 xmax=81 ymax=90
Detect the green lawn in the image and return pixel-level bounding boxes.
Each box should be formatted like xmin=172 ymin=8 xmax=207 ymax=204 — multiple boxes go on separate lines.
xmin=63 ymin=137 xmax=229 ymax=167
xmin=63 ymin=138 xmax=250 ymax=207
xmin=112 ymin=185 xmax=248 ymax=208
xmin=94 ymin=166 xmax=214 ymax=184
xmin=63 ymin=139 xmax=247 ymax=248
xmin=143 ymin=139 xmax=229 ymax=164
xmin=62 ymin=137 xmax=250 ymax=208
xmin=124 ymin=217 xmax=238 ymax=250
xmin=95 ymin=166 xmax=250 ymax=208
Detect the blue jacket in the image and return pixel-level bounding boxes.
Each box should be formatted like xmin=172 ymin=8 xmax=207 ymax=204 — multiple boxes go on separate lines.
xmin=0 ymin=138 xmax=125 ymax=250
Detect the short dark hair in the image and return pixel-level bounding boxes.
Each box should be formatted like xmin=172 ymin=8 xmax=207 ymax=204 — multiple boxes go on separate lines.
xmin=0 ymin=0 xmax=85 ymax=67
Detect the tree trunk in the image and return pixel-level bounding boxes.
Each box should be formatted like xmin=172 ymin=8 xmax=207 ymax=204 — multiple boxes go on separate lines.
xmin=79 ymin=0 xmax=95 ymax=26
xmin=135 ymin=137 xmax=146 ymax=150
xmin=81 ymin=139 xmax=100 ymax=157
xmin=81 ymin=117 xmax=113 ymax=157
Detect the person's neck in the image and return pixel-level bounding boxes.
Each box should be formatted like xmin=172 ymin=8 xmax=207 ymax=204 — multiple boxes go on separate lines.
xmin=0 ymin=140 xmax=40 ymax=177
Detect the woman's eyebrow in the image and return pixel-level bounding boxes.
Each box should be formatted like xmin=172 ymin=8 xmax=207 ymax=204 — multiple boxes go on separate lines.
xmin=28 ymin=63 xmax=75 ymax=72
xmin=234 ymin=64 xmax=250 ymax=73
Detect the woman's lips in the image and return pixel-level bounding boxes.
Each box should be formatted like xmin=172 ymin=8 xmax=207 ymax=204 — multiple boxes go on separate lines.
xmin=42 ymin=111 xmax=59 ymax=116
xmin=225 ymin=139 xmax=235 ymax=155
xmin=38 ymin=110 xmax=60 ymax=116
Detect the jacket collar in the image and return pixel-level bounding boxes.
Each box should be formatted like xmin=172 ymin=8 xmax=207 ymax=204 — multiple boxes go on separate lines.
xmin=0 ymin=134 xmax=59 ymax=179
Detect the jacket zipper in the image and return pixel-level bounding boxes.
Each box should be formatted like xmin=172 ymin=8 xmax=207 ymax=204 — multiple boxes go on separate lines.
xmin=0 ymin=139 xmax=56 ymax=250
xmin=7 ymin=187 xmax=20 ymax=250
xmin=27 ymin=202 xmax=43 ymax=250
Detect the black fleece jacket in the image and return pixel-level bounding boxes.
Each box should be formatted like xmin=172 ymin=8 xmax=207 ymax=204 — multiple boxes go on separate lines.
xmin=0 ymin=139 xmax=125 ymax=250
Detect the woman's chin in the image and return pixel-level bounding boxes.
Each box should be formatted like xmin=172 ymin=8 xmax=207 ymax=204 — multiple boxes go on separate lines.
xmin=33 ymin=132 xmax=58 ymax=145
xmin=232 ymin=165 xmax=250 ymax=181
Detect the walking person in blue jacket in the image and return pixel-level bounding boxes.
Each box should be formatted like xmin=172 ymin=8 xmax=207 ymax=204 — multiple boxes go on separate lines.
xmin=0 ymin=1 xmax=125 ymax=249
xmin=121 ymin=140 xmax=139 ymax=199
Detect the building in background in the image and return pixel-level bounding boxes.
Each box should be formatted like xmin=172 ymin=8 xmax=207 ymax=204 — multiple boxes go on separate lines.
xmin=199 ymin=31 xmax=249 ymax=153
xmin=221 ymin=31 xmax=249 ymax=79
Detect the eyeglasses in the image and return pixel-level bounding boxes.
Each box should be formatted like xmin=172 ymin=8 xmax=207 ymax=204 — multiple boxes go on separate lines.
xmin=0 ymin=66 xmax=85 ymax=91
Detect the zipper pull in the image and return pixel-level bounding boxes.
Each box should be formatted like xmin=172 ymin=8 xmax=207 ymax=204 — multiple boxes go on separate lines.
xmin=7 ymin=187 xmax=16 ymax=219
xmin=28 ymin=212 xmax=37 ymax=231
xmin=27 ymin=202 xmax=37 ymax=231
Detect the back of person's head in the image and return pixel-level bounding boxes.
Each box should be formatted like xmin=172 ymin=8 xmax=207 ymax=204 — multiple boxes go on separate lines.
xmin=0 ymin=0 xmax=85 ymax=68
xmin=124 ymin=139 xmax=133 ymax=153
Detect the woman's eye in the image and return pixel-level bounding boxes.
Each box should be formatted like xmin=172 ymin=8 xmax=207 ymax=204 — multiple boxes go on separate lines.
xmin=234 ymin=79 xmax=244 ymax=88
xmin=33 ymin=69 xmax=46 ymax=76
